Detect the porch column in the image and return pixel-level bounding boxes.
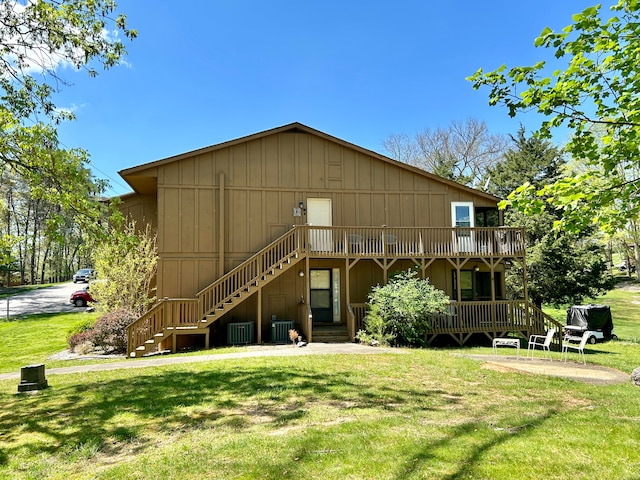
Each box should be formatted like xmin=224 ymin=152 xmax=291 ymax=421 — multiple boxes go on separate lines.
xmin=522 ymin=252 xmax=530 ymax=330
xmin=305 ymin=255 xmax=311 ymax=342
xmin=257 ymin=286 xmax=262 ymax=344
xmin=346 ymin=257 xmax=353 ymax=340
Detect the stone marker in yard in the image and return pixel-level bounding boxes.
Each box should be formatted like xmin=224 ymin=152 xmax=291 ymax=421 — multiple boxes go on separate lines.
xmin=632 ymin=367 xmax=640 ymax=387
xmin=17 ymin=364 xmax=48 ymax=392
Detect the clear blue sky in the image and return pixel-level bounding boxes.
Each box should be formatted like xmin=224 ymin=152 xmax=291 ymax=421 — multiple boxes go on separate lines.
xmin=54 ymin=1 xmax=588 ymax=196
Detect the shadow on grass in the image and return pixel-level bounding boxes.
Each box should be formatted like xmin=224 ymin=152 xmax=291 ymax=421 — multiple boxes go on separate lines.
xmin=394 ymin=410 xmax=557 ymax=480
xmin=0 ymin=362 xmax=444 ymax=467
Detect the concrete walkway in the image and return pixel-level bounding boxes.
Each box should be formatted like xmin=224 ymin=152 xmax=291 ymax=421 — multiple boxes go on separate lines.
xmin=0 ymin=343 xmax=404 ymax=381
xmin=0 ymin=344 xmax=630 ymax=385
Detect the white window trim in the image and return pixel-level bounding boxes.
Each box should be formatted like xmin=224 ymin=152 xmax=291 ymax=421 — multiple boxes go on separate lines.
xmin=451 ymin=202 xmax=475 ymax=228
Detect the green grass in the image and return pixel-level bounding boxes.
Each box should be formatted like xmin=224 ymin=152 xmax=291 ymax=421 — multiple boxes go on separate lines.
xmin=0 ymin=312 xmax=101 ymax=373
xmin=0 ymin=288 xmax=639 ymax=479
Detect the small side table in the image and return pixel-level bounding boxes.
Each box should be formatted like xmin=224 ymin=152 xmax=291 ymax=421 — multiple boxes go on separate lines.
xmin=492 ymin=338 xmax=520 ymax=359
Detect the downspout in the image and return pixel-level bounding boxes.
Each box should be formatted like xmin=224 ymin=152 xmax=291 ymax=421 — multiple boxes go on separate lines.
xmin=218 ymin=172 xmax=225 ymax=278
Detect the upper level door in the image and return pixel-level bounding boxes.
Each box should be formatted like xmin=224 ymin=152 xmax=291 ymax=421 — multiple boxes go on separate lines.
xmin=451 ymin=202 xmax=474 ymax=252
xmin=307 ymin=198 xmax=333 ymax=252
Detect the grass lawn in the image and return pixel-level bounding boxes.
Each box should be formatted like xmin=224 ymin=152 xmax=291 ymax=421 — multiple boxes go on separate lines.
xmin=0 ymin=287 xmax=639 ymax=479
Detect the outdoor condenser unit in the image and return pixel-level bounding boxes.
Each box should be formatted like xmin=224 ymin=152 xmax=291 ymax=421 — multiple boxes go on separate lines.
xmin=227 ymin=321 xmax=255 ymax=345
xmin=271 ymin=320 xmax=294 ymax=343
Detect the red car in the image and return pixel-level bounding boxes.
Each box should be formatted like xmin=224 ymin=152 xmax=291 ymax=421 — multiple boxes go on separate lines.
xmin=70 ymin=286 xmax=95 ymax=307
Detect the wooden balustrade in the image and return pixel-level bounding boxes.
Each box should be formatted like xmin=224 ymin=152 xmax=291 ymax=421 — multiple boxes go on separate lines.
xmin=297 ymin=226 xmax=525 ymax=258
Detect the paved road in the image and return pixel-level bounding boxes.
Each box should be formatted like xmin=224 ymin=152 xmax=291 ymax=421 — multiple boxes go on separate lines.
xmin=2 ymin=282 xmax=88 ymax=318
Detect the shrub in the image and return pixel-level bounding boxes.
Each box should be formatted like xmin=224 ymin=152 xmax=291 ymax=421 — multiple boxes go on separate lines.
xmin=68 ymin=330 xmax=94 ymax=352
xmin=90 ymin=308 xmax=137 ymax=353
xmin=362 ymin=269 xmax=450 ymax=347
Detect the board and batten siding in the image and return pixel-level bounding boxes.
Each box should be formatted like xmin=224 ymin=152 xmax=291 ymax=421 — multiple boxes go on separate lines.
xmin=129 ymin=131 xmax=495 ymax=299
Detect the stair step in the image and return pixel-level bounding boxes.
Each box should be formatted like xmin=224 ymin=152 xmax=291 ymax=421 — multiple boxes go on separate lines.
xmin=312 ymin=324 xmax=351 ymax=343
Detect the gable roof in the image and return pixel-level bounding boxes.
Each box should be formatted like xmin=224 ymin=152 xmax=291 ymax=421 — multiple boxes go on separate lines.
xmin=118 ymin=122 xmax=500 ymax=202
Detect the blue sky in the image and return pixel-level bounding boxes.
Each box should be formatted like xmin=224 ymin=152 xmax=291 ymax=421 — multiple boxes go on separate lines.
xmin=54 ymin=1 xmax=588 ymax=196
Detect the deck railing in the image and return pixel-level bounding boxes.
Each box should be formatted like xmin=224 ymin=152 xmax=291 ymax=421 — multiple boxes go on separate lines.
xmin=429 ymin=301 xmax=530 ymax=333
xmin=298 ymin=226 xmax=525 ymax=258
xmin=347 ymin=300 xmax=562 ymax=346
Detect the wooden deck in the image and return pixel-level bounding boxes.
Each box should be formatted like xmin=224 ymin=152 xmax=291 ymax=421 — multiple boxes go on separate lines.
xmin=127 ymin=226 xmax=531 ymax=357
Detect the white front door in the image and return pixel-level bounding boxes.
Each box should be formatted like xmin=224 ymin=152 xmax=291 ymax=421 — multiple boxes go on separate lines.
xmin=451 ymin=202 xmax=474 ymax=253
xmin=307 ymin=198 xmax=333 ymax=252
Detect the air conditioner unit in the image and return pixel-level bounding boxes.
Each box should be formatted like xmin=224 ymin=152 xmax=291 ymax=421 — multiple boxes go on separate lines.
xmin=271 ymin=320 xmax=294 ymax=343
xmin=227 ymin=322 xmax=255 ymax=345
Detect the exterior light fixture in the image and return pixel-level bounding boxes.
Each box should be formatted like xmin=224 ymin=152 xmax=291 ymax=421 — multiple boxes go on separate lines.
xmin=298 ymin=201 xmax=306 ymax=215
xmin=298 ymin=270 xmax=305 ymax=277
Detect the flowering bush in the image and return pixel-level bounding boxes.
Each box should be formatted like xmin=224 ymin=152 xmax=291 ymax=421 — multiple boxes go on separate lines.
xmin=68 ymin=330 xmax=94 ymax=352
xmin=90 ymin=308 xmax=137 ymax=353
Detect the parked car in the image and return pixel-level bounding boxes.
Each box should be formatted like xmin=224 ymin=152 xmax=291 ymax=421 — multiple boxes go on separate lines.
xmin=73 ymin=268 xmax=95 ymax=283
xmin=70 ymin=286 xmax=95 ymax=307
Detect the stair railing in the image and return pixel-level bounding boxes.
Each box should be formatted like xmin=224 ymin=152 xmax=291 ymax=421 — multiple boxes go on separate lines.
xmin=197 ymin=227 xmax=304 ymax=319
xmin=523 ymin=302 xmax=564 ymax=349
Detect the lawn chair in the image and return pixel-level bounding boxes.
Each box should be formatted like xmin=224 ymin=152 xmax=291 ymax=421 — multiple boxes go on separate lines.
xmin=527 ymin=328 xmax=555 ymax=361
xmin=562 ymin=330 xmax=594 ymax=364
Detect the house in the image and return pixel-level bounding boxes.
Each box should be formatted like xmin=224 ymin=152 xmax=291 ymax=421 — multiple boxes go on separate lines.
xmin=119 ymin=122 xmax=561 ymax=357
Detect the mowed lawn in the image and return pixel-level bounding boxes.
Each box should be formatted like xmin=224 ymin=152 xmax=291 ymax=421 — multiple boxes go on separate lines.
xmin=0 ymin=287 xmax=639 ymax=479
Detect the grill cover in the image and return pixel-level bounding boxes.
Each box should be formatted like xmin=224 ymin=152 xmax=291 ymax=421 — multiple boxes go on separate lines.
xmin=566 ymin=304 xmax=614 ymax=338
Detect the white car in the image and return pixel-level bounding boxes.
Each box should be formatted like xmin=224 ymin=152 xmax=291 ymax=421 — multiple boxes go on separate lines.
xmin=72 ymin=268 xmax=95 ymax=283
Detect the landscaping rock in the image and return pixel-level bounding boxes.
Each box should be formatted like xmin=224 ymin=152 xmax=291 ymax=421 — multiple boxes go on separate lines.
xmin=632 ymin=367 xmax=640 ymax=386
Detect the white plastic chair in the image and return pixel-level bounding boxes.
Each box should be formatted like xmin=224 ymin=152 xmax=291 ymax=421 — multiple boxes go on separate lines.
xmin=562 ymin=330 xmax=593 ymax=364
xmin=527 ymin=328 xmax=555 ymax=361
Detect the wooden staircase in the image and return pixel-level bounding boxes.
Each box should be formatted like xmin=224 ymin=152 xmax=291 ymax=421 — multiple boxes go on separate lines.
xmin=126 ymin=228 xmax=306 ymax=357
xmin=312 ymin=324 xmax=351 ymax=343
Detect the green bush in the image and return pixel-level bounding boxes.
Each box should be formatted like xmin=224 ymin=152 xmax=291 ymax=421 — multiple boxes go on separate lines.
xmin=360 ymin=269 xmax=450 ymax=346
xmin=66 ymin=316 xmax=97 ymax=338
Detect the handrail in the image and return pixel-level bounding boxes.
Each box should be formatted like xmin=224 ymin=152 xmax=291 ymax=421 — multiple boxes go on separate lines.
xmin=197 ymin=227 xmax=304 ymax=318
xmin=126 ymin=298 xmax=199 ymax=356
xmin=348 ymin=303 xmax=368 ymax=337
xmin=526 ymin=303 xmax=564 ymax=349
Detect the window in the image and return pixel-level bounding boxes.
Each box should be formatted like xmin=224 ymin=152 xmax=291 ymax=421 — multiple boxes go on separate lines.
xmin=453 ymin=270 xmax=503 ymax=301
xmin=451 ymin=202 xmax=474 ymax=239
xmin=475 ymin=207 xmax=500 ymax=227
xmin=451 ymin=202 xmax=474 ymax=228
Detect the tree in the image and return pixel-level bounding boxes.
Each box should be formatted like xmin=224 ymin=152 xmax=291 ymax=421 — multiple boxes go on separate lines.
xmin=358 ymin=269 xmax=450 ymax=347
xmin=90 ymin=219 xmax=157 ymax=317
xmin=468 ymin=1 xmax=640 ymax=232
xmin=489 ymin=129 xmax=613 ymax=307
xmin=0 ymin=1 xmax=136 ymax=282
xmin=507 ymin=233 xmax=613 ymax=308
xmin=484 ymin=126 xmax=564 ymax=199
xmin=383 ymin=119 xmax=509 ymax=187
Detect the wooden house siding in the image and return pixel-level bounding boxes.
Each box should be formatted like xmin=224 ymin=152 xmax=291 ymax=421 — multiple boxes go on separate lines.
xmin=120 ymin=130 xmax=497 ymax=300
xmin=119 ymin=123 xmax=551 ymax=355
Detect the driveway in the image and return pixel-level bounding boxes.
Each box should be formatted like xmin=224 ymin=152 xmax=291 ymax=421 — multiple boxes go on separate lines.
xmin=2 ymin=282 xmax=86 ymax=318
